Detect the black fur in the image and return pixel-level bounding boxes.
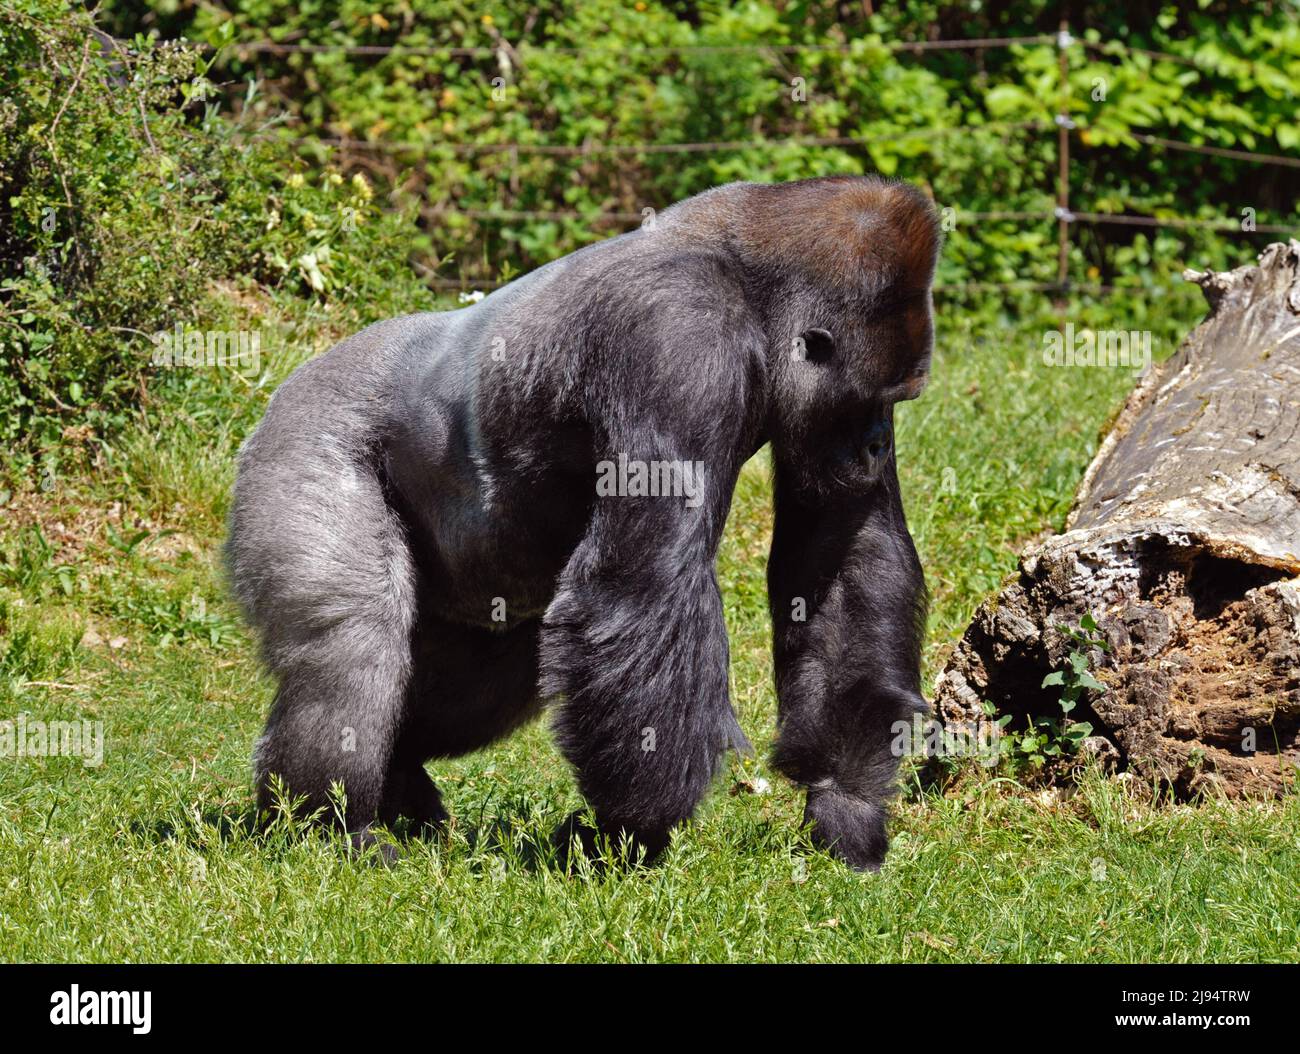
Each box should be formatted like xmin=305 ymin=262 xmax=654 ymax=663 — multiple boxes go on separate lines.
xmin=227 ymin=176 xmax=940 ymax=870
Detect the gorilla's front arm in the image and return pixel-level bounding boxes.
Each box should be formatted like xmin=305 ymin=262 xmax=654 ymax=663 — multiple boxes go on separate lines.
xmin=767 ymin=447 xmax=928 ymax=871
xmin=538 ymin=321 xmax=760 ymax=859
xmin=540 ymin=458 xmax=740 ymax=858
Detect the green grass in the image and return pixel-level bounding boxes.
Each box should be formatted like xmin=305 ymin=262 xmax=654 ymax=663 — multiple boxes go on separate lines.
xmin=3 ymin=288 xmax=1297 ymax=963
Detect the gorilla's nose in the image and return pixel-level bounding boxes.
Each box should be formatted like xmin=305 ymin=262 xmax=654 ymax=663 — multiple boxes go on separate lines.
xmin=862 ymin=419 xmax=893 ymax=467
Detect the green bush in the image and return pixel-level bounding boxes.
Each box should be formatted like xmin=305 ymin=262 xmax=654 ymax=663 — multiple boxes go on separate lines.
xmin=0 ymin=1 xmax=433 ymax=476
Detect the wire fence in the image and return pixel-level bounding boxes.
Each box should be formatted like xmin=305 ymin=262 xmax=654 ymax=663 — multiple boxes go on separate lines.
xmin=208 ymin=23 xmax=1299 ymax=297
xmin=271 ymin=120 xmax=1046 ymax=157
xmin=214 ymin=35 xmax=1057 ymax=58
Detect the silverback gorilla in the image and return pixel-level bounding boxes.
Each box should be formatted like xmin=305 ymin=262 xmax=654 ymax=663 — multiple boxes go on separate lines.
xmin=227 ymin=176 xmax=940 ymax=871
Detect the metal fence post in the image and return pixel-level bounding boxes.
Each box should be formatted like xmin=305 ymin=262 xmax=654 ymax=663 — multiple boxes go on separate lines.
xmin=1056 ymin=15 xmax=1073 ymax=299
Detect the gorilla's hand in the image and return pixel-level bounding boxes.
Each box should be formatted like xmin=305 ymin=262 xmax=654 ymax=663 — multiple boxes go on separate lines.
xmin=803 ymin=785 xmax=889 ymax=872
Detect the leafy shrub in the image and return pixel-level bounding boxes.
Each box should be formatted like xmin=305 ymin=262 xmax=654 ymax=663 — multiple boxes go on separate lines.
xmin=0 ymin=1 xmax=433 ymax=476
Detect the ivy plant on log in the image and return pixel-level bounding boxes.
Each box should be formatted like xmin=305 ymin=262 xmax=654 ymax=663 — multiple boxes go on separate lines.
xmin=935 ymin=241 xmax=1300 ymax=798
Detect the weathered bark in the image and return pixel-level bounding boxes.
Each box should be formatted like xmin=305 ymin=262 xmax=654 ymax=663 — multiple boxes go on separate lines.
xmin=934 ymin=241 xmax=1300 ymax=797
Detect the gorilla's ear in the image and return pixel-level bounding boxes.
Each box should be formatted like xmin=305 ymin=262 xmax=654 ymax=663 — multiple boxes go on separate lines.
xmin=799 ymin=327 xmax=835 ymax=363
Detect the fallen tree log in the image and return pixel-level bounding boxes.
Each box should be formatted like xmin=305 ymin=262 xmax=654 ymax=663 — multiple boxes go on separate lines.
xmin=934 ymin=240 xmax=1300 ymax=798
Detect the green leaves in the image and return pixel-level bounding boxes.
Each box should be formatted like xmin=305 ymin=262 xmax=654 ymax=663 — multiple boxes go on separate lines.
xmin=1076 ymin=671 xmax=1106 ymax=693
xmin=0 ymin=1 xmax=439 ymax=468
xmin=999 ymin=614 xmax=1112 ymax=771
xmin=984 ymin=84 xmax=1036 ymax=119
xmin=105 ymin=523 xmax=165 ymax=556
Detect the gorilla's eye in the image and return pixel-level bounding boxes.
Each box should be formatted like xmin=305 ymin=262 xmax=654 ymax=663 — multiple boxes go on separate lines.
xmin=797 ymin=328 xmax=835 ymax=363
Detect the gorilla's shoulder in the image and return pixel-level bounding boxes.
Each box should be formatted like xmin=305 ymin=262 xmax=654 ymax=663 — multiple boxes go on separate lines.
xmin=583 ymin=237 xmax=756 ymax=327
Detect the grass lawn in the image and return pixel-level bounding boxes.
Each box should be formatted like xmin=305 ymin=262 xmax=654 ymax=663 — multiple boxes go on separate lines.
xmin=2 ymin=287 xmax=1297 ymax=963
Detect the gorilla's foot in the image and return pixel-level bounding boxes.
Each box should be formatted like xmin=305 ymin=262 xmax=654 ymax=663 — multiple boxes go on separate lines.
xmin=386 ymin=764 xmax=450 ymax=838
xmin=347 ymin=825 xmax=401 ymax=867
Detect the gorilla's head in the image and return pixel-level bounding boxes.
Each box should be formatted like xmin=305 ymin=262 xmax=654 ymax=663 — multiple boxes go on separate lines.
xmin=697 ymin=176 xmax=943 ymax=500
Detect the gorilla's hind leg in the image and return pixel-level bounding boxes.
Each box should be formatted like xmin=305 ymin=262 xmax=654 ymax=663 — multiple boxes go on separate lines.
xmin=376 ymin=614 xmax=545 ymax=840
xmin=232 ymin=440 xmax=418 ymax=852
xmin=253 ymin=607 xmax=415 ymax=852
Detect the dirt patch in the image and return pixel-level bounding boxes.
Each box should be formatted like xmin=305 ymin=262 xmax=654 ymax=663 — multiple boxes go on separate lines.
xmin=0 ymin=489 xmax=199 ymax=566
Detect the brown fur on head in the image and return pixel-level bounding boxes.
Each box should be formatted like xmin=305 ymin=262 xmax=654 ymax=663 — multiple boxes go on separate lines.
xmin=667 ymin=176 xmax=943 ymax=301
